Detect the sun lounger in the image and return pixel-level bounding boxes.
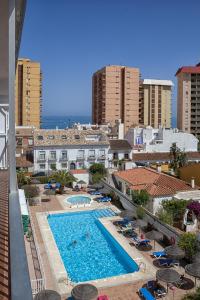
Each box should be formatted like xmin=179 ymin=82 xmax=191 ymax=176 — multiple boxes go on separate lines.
xmin=147 ymin=281 xmax=167 ymax=297
xmin=115 ymin=219 xmax=130 ymax=227
xmin=158 ymin=258 xmax=179 ymax=267
xmin=132 ymin=237 xmax=150 ymax=247
xmin=139 ymin=288 xmax=155 ymax=300
xmin=152 ymin=251 xmax=166 ymax=258
xmin=97 ymin=196 xmax=111 ymax=202
xmin=89 ymin=190 xmax=101 ymax=195
xmin=44 ymin=183 xmax=52 ymax=190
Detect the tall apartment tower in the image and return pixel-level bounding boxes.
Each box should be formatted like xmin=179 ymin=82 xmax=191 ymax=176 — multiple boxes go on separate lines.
xmin=139 ymin=79 xmax=173 ymax=128
xmin=15 ymin=58 xmax=42 ymax=128
xmin=92 ymin=65 xmax=140 ymax=133
xmin=176 ymin=63 xmax=200 ymax=137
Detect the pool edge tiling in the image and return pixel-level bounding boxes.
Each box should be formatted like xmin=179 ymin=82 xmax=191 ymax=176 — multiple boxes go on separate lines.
xmin=36 ymin=208 xmax=156 ymax=295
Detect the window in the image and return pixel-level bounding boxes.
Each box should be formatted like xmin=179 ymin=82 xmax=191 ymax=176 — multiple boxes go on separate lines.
xmin=39 ymin=164 xmax=45 ymax=170
xmin=48 ymin=135 xmax=55 ymax=140
xmin=99 ymin=150 xmax=105 ymax=157
xmin=89 ymin=150 xmax=95 ymax=157
xmin=124 ymin=153 xmax=129 ymax=159
xmin=28 ymin=138 xmax=33 ymax=146
xmin=39 ymin=151 xmax=45 ymax=160
xmin=77 ymin=150 xmax=84 ymax=158
xmin=37 ymin=135 xmax=43 ymax=140
xmin=50 ymin=163 xmax=56 ymax=170
xmin=61 ymin=163 xmax=67 ymax=169
xmin=16 ymin=137 xmax=23 ymax=146
xmin=61 ymin=135 xmax=67 ymax=140
xmin=74 ymin=135 xmax=80 ymax=139
xmin=61 ymin=151 xmax=67 ymax=160
xmin=49 ymin=151 xmax=56 ymax=160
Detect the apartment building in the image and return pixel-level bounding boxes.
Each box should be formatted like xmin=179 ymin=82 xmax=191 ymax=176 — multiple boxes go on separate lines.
xmin=139 ymin=79 xmax=173 ymax=128
xmin=176 ymin=63 xmax=200 ymax=137
xmin=15 ymin=58 xmax=42 ymax=128
xmin=92 ymin=65 xmax=140 ymax=133
xmin=34 ymin=129 xmax=110 ymax=173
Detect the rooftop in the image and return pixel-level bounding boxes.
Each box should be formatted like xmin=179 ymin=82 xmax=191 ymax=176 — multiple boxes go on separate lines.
xmin=143 ymin=79 xmax=174 ymax=86
xmin=109 ymin=139 xmax=132 ymax=151
xmin=133 ymin=151 xmax=200 ymax=162
xmin=70 ymin=169 xmax=88 ymax=175
xmin=114 ymin=168 xmax=194 ymax=197
xmin=34 ymin=129 xmax=109 ymax=147
xmin=175 ymin=64 xmax=200 ymax=76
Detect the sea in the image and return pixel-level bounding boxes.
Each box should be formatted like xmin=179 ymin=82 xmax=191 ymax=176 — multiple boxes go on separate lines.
xmin=41 ymin=115 xmax=177 ymax=129
xmin=41 ymin=115 xmax=91 ymax=129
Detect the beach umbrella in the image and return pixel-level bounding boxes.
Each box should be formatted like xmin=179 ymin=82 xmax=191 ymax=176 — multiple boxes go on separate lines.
xmin=119 ymin=210 xmax=136 ymax=220
xmin=145 ymin=230 xmax=163 ymax=249
xmin=71 ymin=284 xmax=98 ymax=300
xmin=156 ymin=269 xmax=180 ymax=291
xmin=135 ymin=219 xmax=147 ymax=228
xmin=30 ymin=178 xmax=40 ymax=184
xmin=165 ymin=245 xmax=185 ymax=260
xmin=185 ymin=262 xmax=200 ymax=286
xmin=34 ymin=290 xmax=61 ymax=300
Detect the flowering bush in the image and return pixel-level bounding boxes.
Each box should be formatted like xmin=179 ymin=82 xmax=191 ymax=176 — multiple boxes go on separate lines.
xmin=187 ymin=201 xmax=200 ymax=218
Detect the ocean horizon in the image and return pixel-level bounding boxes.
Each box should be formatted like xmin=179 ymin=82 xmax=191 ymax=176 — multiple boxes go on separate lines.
xmin=42 ymin=115 xmax=177 ymax=129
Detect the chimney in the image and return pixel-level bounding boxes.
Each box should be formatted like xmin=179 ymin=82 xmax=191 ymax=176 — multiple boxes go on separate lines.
xmin=191 ymin=177 xmax=195 ymax=189
xmin=157 ymin=165 xmax=162 ymax=173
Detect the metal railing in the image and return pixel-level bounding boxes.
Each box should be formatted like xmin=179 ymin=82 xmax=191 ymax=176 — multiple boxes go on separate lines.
xmin=27 ymin=203 xmax=46 ymax=295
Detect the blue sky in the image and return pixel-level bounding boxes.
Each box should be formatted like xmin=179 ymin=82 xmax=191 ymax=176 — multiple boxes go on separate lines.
xmin=20 ymin=0 xmax=200 ymax=120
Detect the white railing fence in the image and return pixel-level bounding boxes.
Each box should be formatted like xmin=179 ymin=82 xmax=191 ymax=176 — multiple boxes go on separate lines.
xmin=27 ymin=203 xmax=46 ymax=294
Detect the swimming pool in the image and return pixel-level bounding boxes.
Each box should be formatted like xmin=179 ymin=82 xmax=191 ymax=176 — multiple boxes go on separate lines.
xmin=65 ymin=195 xmax=92 ymax=206
xmin=48 ymin=209 xmax=139 ymax=283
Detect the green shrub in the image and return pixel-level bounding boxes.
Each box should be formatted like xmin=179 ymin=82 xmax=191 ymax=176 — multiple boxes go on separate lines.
xmin=182 ymin=287 xmax=200 ymax=299
xmin=162 ymin=199 xmax=188 ymax=221
xmin=92 ymin=173 xmax=103 ymax=183
xmin=23 ymin=185 xmax=40 ymax=199
xmin=33 ymin=176 xmax=49 ymax=184
xmin=132 ymin=190 xmax=150 ymax=206
xmin=136 ymin=206 xmax=145 ymax=219
xmin=178 ymin=232 xmax=198 ymax=259
xmin=156 ymin=208 xmax=173 ymax=225
xmin=89 ymin=163 xmax=106 ymax=175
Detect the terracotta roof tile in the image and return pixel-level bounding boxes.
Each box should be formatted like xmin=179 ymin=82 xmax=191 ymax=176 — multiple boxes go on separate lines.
xmin=109 ymin=140 xmax=132 ymax=150
xmin=70 ymin=169 xmax=88 ymax=174
xmin=115 ymin=167 xmax=194 ymax=197
xmin=16 ymin=156 xmax=33 ymax=168
xmin=133 ymin=152 xmax=200 ymax=162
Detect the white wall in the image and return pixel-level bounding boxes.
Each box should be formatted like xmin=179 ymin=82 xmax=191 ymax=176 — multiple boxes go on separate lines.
xmin=125 ymin=127 xmax=198 ymax=153
xmin=34 ymin=145 xmax=109 ymax=173
xmin=0 ymin=105 xmax=9 ymax=168
xmin=72 ymin=173 xmax=89 ymax=187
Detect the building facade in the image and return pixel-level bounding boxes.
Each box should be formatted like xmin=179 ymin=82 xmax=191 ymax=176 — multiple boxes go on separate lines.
xmin=15 ymin=58 xmax=42 ymax=128
xmin=176 ymin=63 xmax=200 ymax=137
xmin=33 ymin=129 xmax=110 ymax=174
xmin=92 ymin=65 xmax=140 ymax=133
xmin=125 ymin=126 xmax=198 ymax=153
xmin=139 ymin=79 xmax=173 ymax=128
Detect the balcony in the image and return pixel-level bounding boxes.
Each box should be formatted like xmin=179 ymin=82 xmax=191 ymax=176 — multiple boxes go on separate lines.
xmin=88 ymin=155 xmax=96 ymax=160
xmin=59 ymin=156 xmax=68 ymax=161
xmin=76 ymin=156 xmax=85 ymax=161
xmin=48 ymin=157 xmax=57 ymax=162
xmin=98 ymin=155 xmax=106 ymax=160
xmin=37 ymin=157 xmax=46 ymax=162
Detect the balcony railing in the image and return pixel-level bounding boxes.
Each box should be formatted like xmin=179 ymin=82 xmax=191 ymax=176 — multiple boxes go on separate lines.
xmin=76 ymin=156 xmax=85 ymax=160
xmin=59 ymin=156 xmax=68 ymax=161
xmin=48 ymin=157 xmax=57 ymax=162
xmin=98 ymin=155 xmax=106 ymax=160
xmin=37 ymin=157 xmax=46 ymax=162
xmin=88 ymin=155 xmax=96 ymax=160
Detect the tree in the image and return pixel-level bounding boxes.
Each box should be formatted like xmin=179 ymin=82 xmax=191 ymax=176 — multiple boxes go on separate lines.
xmin=17 ymin=170 xmax=30 ymax=188
xmin=132 ymin=190 xmax=149 ymax=206
xmin=182 ymin=287 xmax=200 ymax=300
xmin=89 ymin=163 xmax=106 ymax=175
xmin=162 ymin=199 xmax=188 ymax=222
xmin=136 ymin=206 xmax=145 ymax=219
xmin=49 ymin=170 xmax=76 ymax=192
xmin=178 ymin=232 xmax=198 ymax=259
xmin=156 ymin=208 xmax=173 ymax=225
xmin=170 ymin=143 xmax=187 ymax=173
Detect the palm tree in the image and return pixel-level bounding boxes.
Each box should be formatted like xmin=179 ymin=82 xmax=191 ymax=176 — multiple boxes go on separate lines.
xmin=169 ymin=143 xmax=187 ymax=173
xmin=17 ymin=169 xmax=30 ymax=188
xmin=49 ymin=170 xmax=76 ymax=193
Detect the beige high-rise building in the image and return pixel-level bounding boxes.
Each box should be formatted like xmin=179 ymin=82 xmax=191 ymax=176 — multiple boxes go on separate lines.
xmin=15 ymin=58 xmax=42 ymax=128
xmin=176 ymin=63 xmax=200 ymax=137
xmin=139 ymin=79 xmax=173 ymax=128
xmin=92 ymin=65 xmax=140 ymax=133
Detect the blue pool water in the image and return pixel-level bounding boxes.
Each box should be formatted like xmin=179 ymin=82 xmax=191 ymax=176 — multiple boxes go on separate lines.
xmin=48 ymin=209 xmax=139 ymax=283
xmin=67 ymin=195 xmax=91 ymax=205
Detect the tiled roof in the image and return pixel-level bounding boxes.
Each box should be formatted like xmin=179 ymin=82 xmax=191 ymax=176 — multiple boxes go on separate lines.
xmin=16 ymin=156 xmax=33 ymax=168
xmin=0 ymin=171 xmax=9 ymax=299
xmin=70 ymin=169 xmax=88 ymax=174
xmin=175 ymin=66 xmax=200 ymax=76
xmin=109 ymin=139 xmax=132 ymax=150
xmin=133 ymin=152 xmax=200 ymax=162
xmin=114 ymin=168 xmax=194 ymax=197
xmin=34 ymin=129 xmax=109 ymax=147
